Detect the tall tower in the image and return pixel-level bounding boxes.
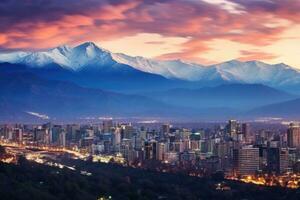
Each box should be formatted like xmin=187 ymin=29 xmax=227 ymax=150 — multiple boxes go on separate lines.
xmin=59 ymin=131 xmax=66 ymax=147
xmin=156 ymin=142 xmax=166 ymax=161
xmin=102 ymin=119 xmax=113 ymax=133
xmin=228 ymin=120 xmax=238 ymax=139
xmin=242 ymin=123 xmax=250 ymax=142
xmin=162 ymin=124 xmax=170 ymax=134
xmin=287 ymin=123 xmax=300 ymax=148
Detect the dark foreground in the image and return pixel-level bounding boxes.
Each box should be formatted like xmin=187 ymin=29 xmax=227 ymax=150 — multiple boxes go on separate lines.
xmin=0 ymin=158 xmax=299 ymax=200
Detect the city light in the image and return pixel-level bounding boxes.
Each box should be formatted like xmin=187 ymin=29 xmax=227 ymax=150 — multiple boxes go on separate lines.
xmin=0 ymin=120 xmax=300 ymax=189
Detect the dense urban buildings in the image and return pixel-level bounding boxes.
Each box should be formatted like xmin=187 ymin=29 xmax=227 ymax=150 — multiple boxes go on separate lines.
xmin=1 ymin=120 xmax=300 ymax=188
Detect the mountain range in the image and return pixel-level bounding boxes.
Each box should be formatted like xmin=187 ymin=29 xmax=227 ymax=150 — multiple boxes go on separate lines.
xmin=1 ymin=42 xmax=300 ymax=121
xmin=0 ymin=71 xmax=190 ymax=122
xmin=141 ymin=84 xmax=295 ymax=109
xmin=1 ymin=42 xmax=300 ymax=92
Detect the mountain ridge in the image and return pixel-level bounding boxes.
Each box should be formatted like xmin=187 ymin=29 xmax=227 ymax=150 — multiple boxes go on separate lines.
xmin=140 ymin=83 xmax=297 ymax=110
xmin=2 ymin=42 xmax=300 ymax=94
xmin=2 ymin=42 xmax=300 ymax=120
xmin=248 ymin=98 xmax=300 ymax=118
xmin=1 ymin=42 xmax=299 ymax=84
xmin=0 ymin=71 xmax=192 ymax=121
xmin=1 ymin=67 xmax=300 ymax=121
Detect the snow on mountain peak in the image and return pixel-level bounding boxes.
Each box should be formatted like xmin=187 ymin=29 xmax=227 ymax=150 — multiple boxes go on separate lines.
xmin=111 ymin=53 xmax=206 ymax=80
xmin=0 ymin=42 xmax=300 ymax=86
xmin=68 ymin=42 xmax=114 ymax=69
xmin=0 ymin=42 xmax=115 ymax=70
xmin=54 ymin=45 xmax=72 ymax=56
xmin=78 ymin=41 xmax=97 ymax=48
xmin=0 ymin=51 xmax=29 ymax=63
xmin=73 ymin=42 xmax=110 ymax=54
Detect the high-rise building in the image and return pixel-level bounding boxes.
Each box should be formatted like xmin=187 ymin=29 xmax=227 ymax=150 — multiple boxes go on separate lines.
xmin=12 ymin=128 xmax=22 ymax=143
xmin=267 ymin=147 xmax=280 ymax=174
xmin=143 ymin=140 xmax=158 ymax=160
xmin=242 ymin=123 xmax=250 ymax=142
xmin=156 ymin=142 xmax=166 ymax=161
xmin=162 ymin=124 xmax=170 ymax=135
xmin=235 ymin=146 xmax=259 ymax=175
xmin=66 ymin=124 xmax=80 ymax=142
xmin=287 ymin=123 xmax=300 ymax=148
xmin=144 ymin=141 xmax=153 ymax=160
xmin=34 ymin=128 xmax=50 ymax=144
xmin=266 ymin=147 xmax=289 ymax=174
xmin=52 ymin=125 xmax=63 ymax=144
xmin=44 ymin=128 xmax=52 ymax=145
xmin=152 ymin=141 xmax=157 ymax=160
xmin=59 ymin=131 xmax=66 ymax=147
xmin=280 ymin=148 xmax=289 ymax=173
xmin=258 ymin=146 xmax=268 ymax=172
xmin=228 ymin=120 xmax=238 ymax=139
xmin=190 ymin=140 xmax=200 ymax=150
xmin=174 ymin=140 xmax=184 ymax=153
xmin=123 ymin=124 xmax=134 ymax=139
xmin=120 ymin=139 xmax=132 ymax=160
xmin=102 ymin=119 xmax=113 ymax=133
xmin=113 ymin=128 xmax=121 ymax=147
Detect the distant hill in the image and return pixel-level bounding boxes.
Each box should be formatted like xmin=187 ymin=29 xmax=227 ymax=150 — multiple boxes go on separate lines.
xmin=0 ymin=71 xmax=184 ymax=121
xmin=141 ymin=84 xmax=296 ymax=110
xmin=248 ymin=98 xmax=300 ymax=118
xmin=0 ymin=69 xmax=298 ymax=121
xmin=0 ymin=62 xmax=192 ymax=93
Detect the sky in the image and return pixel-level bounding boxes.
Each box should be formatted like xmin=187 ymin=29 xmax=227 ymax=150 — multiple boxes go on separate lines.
xmin=0 ymin=0 xmax=299 ymax=67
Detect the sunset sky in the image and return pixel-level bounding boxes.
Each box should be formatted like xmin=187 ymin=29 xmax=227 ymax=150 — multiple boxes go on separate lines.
xmin=0 ymin=0 xmax=299 ymax=67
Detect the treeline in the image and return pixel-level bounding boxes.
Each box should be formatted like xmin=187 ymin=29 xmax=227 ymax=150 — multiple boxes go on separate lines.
xmin=0 ymin=156 xmax=299 ymax=200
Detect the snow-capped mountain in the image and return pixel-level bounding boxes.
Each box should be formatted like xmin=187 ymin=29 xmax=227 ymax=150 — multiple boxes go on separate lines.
xmin=1 ymin=41 xmax=300 ymax=89
xmin=112 ymin=53 xmax=206 ymax=80
xmin=210 ymin=60 xmax=300 ymax=86
xmin=0 ymin=42 xmax=116 ymax=70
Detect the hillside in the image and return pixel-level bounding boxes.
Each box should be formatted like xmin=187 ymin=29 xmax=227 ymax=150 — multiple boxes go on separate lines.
xmin=0 ymin=157 xmax=298 ymax=200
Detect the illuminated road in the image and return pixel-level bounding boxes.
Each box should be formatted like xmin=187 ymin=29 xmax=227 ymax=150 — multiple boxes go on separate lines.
xmin=0 ymin=141 xmax=88 ymax=159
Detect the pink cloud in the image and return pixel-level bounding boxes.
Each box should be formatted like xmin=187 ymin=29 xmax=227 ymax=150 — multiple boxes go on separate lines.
xmin=238 ymin=50 xmax=278 ymax=61
xmin=0 ymin=0 xmax=298 ymax=62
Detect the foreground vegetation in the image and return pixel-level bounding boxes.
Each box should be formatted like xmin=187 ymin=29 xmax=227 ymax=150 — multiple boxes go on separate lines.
xmin=0 ymin=156 xmax=299 ymax=200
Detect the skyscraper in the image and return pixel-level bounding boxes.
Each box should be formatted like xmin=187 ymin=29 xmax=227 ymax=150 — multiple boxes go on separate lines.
xmin=267 ymin=147 xmax=280 ymax=174
xmin=235 ymin=146 xmax=260 ymax=175
xmin=228 ymin=120 xmax=238 ymax=139
xmin=242 ymin=123 xmax=250 ymax=142
xmin=123 ymin=124 xmax=134 ymax=139
xmin=162 ymin=124 xmax=170 ymax=134
xmin=279 ymin=148 xmax=289 ymax=174
xmin=59 ymin=131 xmax=66 ymax=147
xmin=287 ymin=123 xmax=300 ymax=148
xmin=144 ymin=141 xmax=153 ymax=160
xmin=103 ymin=119 xmax=113 ymax=133
xmin=156 ymin=142 xmax=166 ymax=161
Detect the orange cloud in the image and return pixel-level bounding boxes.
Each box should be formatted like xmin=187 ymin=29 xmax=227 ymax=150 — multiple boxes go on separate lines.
xmin=0 ymin=34 xmax=7 ymax=45
xmin=238 ymin=50 xmax=278 ymax=62
xmin=0 ymin=0 xmax=298 ymax=66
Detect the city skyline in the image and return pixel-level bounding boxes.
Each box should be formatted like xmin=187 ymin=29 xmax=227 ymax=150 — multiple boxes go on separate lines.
xmin=1 ymin=119 xmax=300 ymax=189
xmin=1 ymin=1 xmax=300 ymax=199
xmin=0 ymin=0 xmax=299 ymax=68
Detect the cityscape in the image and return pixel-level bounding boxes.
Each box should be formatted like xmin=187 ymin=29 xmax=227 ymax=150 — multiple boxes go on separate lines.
xmin=1 ymin=0 xmax=300 ymax=199
xmin=1 ymin=120 xmax=300 ymax=191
